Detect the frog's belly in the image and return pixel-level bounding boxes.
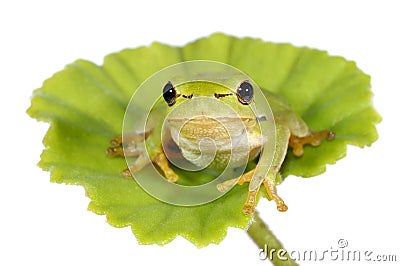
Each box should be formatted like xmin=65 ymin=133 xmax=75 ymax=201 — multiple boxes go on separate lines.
xmin=196 ymin=145 xmax=262 ymax=169
xmin=171 ymin=129 xmax=265 ymax=169
xmin=168 ymin=116 xmax=266 ymax=169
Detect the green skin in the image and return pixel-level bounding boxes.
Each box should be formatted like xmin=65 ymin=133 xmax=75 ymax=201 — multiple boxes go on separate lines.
xmin=108 ymin=81 xmax=334 ymax=214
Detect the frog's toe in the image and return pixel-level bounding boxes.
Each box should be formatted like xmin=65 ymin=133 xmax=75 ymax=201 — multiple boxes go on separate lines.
xmin=122 ymin=168 xmax=133 ymax=178
xmin=164 ymin=169 xmax=179 ymax=183
xmin=242 ymin=204 xmax=255 ymax=215
xmin=107 ymin=134 xmax=148 ymax=158
xmin=216 ymin=177 xmax=240 ymax=192
xmin=107 ymin=135 xmax=124 ymax=157
xmin=263 ymin=179 xmax=288 ymax=212
xmin=289 ymin=130 xmax=335 ymax=156
xmin=106 ymin=146 xmax=124 ymax=157
xmin=110 ymin=136 xmax=123 ymax=147
xmin=242 ymin=188 xmax=259 ymax=215
xmin=275 ymin=199 xmax=288 ymax=212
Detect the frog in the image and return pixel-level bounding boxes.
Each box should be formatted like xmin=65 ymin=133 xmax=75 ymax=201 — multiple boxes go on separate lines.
xmin=107 ymin=79 xmax=335 ymax=215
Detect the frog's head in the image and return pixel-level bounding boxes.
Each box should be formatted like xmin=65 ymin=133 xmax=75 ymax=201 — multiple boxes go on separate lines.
xmin=162 ymin=80 xmax=258 ymax=140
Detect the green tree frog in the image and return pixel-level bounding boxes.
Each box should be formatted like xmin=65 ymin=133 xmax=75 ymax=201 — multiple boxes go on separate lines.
xmin=107 ymin=80 xmax=335 ymax=215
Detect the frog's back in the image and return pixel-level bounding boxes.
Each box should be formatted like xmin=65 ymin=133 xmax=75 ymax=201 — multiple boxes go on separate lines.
xmin=262 ymin=89 xmax=310 ymax=137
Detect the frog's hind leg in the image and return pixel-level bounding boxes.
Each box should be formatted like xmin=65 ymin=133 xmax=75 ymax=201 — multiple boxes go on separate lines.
xmin=218 ymin=125 xmax=291 ymax=214
xmin=289 ymin=130 xmax=335 ymax=156
xmin=263 ymin=174 xmax=288 ymax=212
xmin=242 ymin=125 xmax=290 ymax=214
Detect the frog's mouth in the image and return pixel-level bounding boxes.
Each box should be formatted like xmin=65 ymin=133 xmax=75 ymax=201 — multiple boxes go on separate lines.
xmin=167 ymin=115 xmax=257 ymax=140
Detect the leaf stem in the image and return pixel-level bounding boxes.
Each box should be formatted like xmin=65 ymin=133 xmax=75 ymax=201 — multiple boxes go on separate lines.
xmin=247 ymin=211 xmax=298 ymax=266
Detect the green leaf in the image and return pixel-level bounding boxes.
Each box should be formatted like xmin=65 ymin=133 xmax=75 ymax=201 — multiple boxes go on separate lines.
xmin=27 ymin=33 xmax=381 ymax=247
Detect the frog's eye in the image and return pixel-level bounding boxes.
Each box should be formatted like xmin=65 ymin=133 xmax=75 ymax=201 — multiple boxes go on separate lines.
xmin=163 ymin=81 xmax=177 ymax=106
xmin=236 ymin=81 xmax=254 ymax=105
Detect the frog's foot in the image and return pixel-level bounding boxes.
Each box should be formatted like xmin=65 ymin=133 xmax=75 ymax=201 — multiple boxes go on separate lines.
xmin=289 ymin=130 xmax=335 ymax=156
xmin=107 ymin=145 xmax=124 ymax=157
xmin=106 ymin=135 xmax=143 ymax=158
xmin=110 ymin=145 xmax=179 ymax=182
xmin=216 ymin=168 xmax=255 ymax=192
xmin=121 ymin=154 xmax=151 ymax=179
xmin=107 ymin=134 xmax=153 ymax=179
xmin=154 ymin=152 xmax=179 ymax=183
xmin=216 ymin=170 xmax=260 ymax=214
xmin=241 ymin=174 xmax=288 ymax=214
xmin=242 ymin=187 xmax=259 ymax=215
xmin=263 ymin=177 xmax=288 ymax=212
xmin=106 ymin=136 xmax=124 ymax=157
xmin=216 ymin=169 xmax=286 ymax=215
xmin=109 ymin=136 xmax=122 ymax=147
xmin=122 ymin=168 xmax=132 ymax=178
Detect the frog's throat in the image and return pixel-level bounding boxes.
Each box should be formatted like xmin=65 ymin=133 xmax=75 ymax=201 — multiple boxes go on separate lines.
xmin=167 ymin=116 xmax=257 ymax=140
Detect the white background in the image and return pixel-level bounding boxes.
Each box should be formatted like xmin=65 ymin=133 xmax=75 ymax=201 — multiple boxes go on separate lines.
xmin=1 ymin=1 xmax=399 ymax=265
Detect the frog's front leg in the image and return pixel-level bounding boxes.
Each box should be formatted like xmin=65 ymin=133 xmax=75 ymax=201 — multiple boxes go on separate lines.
xmin=153 ymin=151 xmax=179 ymax=183
xmin=107 ymin=134 xmax=143 ymax=158
xmin=107 ymin=134 xmax=179 ymax=182
xmin=107 ymin=133 xmax=151 ymax=178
